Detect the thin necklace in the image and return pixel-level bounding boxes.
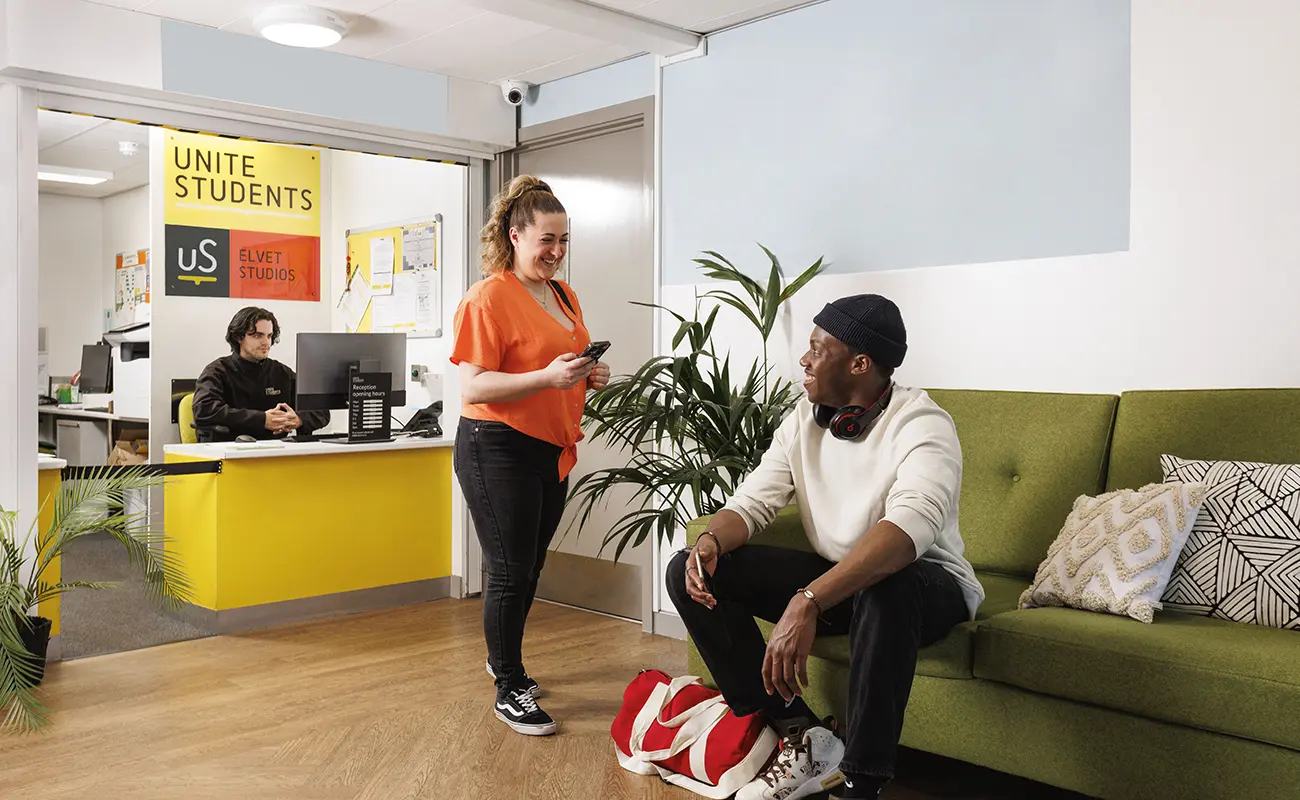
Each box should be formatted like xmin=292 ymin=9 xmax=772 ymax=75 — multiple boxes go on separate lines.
xmin=520 ymin=276 xmax=549 ymax=309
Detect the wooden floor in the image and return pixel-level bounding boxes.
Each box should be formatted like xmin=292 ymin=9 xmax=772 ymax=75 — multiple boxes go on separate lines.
xmin=2 ymin=599 xmax=1088 ymax=799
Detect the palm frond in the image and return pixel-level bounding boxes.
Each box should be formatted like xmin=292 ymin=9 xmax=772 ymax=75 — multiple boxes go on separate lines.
xmin=568 ymin=246 xmax=823 ymax=559
xmin=3 ymin=464 xmax=193 ymax=734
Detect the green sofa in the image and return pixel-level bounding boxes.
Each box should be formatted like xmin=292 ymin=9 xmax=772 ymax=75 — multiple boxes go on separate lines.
xmin=685 ymin=388 xmax=1300 ymax=800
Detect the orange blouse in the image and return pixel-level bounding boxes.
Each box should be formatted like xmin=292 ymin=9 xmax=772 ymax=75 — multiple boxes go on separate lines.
xmin=450 ymin=271 xmax=592 ymax=480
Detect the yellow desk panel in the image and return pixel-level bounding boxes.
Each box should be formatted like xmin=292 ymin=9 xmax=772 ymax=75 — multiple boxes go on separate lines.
xmin=164 ymin=455 xmax=220 ymax=610
xmin=37 ymin=469 xmax=61 ymax=636
xmin=166 ymin=446 xmax=452 ymax=613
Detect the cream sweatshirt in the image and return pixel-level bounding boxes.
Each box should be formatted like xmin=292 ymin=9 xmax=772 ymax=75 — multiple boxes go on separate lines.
xmin=723 ymin=385 xmax=985 ymax=619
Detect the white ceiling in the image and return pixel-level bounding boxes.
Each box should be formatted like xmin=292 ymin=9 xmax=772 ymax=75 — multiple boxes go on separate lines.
xmin=83 ymin=0 xmax=815 ymax=84
xmin=38 ymin=111 xmax=152 ymax=199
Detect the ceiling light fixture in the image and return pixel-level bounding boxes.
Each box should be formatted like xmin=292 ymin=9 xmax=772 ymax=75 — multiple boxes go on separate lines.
xmin=254 ymin=4 xmax=348 ymax=48
xmin=38 ymin=166 xmax=113 ymax=186
xmin=119 ymin=141 xmax=140 ymax=156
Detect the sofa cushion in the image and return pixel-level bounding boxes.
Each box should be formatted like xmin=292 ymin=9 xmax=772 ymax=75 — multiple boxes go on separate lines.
xmin=976 ymin=572 xmax=1031 ymax=619
xmin=927 ymin=389 xmax=1117 ymax=578
xmin=1019 ymin=482 xmax=1208 ymax=623
xmin=1105 ymin=388 xmax=1300 ymax=493
xmin=1161 ymin=455 xmax=1300 ymax=629
xmin=975 ymin=607 xmax=1300 ymax=752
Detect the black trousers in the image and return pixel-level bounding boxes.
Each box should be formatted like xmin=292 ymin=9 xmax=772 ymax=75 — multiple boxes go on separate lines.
xmin=454 ymin=418 xmax=567 ymax=693
xmin=665 ymin=544 xmax=968 ymax=779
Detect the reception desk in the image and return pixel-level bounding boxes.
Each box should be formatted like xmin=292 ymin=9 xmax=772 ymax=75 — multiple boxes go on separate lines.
xmin=163 ymin=436 xmax=455 ymax=633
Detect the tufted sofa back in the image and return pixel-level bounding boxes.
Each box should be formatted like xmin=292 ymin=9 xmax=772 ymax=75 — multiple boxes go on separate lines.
xmin=926 ymin=389 xmax=1118 ymax=578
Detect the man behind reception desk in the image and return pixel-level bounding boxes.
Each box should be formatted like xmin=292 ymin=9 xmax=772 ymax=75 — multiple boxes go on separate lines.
xmin=192 ymin=307 xmax=330 ymax=442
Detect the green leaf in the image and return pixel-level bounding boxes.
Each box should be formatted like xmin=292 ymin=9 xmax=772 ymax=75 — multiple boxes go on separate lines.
xmin=779 ymin=256 xmax=826 ymax=303
xmin=564 ymin=246 xmax=824 ymax=562
xmin=2 ymin=464 xmax=192 ymax=733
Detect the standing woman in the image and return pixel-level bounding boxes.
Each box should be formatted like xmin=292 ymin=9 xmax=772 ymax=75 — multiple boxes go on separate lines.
xmin=450 ymin=175 xmax=610 ymax=736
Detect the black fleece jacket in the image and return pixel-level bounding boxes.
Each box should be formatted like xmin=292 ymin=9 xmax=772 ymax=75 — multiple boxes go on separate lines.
xmin=191 ymin=355 xmax=330 ymax=441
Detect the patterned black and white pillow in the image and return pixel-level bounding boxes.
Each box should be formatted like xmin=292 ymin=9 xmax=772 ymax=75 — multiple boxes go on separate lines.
xmin=1160 ymin=455 xmax=1300 ymax=629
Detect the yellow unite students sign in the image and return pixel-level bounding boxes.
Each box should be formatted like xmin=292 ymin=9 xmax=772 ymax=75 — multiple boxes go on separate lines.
xmin=163 ymin=131 xmax=322 ymax=302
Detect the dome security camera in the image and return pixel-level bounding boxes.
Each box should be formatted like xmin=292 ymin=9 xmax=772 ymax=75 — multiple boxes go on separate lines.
xmin=501 ymin=80 xmax=530 ymax=107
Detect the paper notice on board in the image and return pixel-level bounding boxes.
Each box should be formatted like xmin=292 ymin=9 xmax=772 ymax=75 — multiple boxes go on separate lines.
xmin=402 ymin=223 xmax=436 ymax=272
xmin=370 ymin=236 xmax=395 ymax=295
xmin=342 ymin=275 xmax=373 ymax=330
xmin=393 ymin=273 xmax=418 ymax=331
xmin=416 ymin=270 xmax=437 ymax=331
xmin=370 ymin=293 xmax=396 ymax=332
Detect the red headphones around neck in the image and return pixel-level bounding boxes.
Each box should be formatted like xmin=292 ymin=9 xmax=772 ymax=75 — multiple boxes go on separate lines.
xmin=813 ymin=383 xmax=895 ymax=440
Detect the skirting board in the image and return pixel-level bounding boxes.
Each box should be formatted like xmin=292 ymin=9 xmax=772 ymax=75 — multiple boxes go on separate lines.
xmin=174 ymin=576 xmax=460 ymax=635
xmin=653 ymin=611 xmax=686 ymax=641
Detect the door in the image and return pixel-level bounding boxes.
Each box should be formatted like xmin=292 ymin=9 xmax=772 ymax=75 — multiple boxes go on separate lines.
xmin=507 ymin=99 xmax=654 ymax=621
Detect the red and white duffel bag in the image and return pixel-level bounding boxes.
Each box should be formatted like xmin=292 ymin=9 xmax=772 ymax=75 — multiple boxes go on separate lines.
xmin=611 ymin=669 xmax=778 ymax=798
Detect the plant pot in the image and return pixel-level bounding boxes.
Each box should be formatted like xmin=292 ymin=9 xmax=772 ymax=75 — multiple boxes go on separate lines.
xmin=18 ymin=615 xmax=52 ymax=686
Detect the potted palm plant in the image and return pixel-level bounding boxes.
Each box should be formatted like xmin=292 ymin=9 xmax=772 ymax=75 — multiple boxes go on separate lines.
xmin=567 ymin=246 xmax=824 ymax=559
xmin=2 ymin=465 xmax=192 ymax=734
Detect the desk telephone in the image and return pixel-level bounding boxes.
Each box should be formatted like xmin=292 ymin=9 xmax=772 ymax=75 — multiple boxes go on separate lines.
xmin=402 ymin=401 xmax=443 ymax=438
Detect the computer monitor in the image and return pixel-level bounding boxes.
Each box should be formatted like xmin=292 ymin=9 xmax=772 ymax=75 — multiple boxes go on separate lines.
xmin=79 ymin=343 xmax=113 ymax=394
xmin=295 ymin=333 xmax=407 ymax=411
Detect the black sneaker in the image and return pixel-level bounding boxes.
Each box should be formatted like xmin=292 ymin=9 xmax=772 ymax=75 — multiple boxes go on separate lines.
xmin=485 ymin=660 xmax=542 ymax=698
xmin=493 ymin=686 xmax=557 ymax=736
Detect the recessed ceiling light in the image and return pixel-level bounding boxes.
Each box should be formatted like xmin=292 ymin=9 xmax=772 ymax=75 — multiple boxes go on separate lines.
xmin=38 ymin=166 xmax=113 ymax=185
xmin=254 ymin=4 xmax=348 ymax=48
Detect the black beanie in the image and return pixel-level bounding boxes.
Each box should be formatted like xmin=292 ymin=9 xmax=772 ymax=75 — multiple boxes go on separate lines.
xmin=812 ymin=294 xmax=908 ymax=370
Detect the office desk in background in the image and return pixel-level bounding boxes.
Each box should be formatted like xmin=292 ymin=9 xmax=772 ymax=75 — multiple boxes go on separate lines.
xmin=38 ymin=406 xmax=149 ymax=465
xmin=163 ymin=436 xmax=456 ymax=633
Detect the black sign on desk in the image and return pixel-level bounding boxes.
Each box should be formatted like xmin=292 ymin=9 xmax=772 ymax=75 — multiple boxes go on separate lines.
xmin=347 ymin=372 xmax=393 ymax=443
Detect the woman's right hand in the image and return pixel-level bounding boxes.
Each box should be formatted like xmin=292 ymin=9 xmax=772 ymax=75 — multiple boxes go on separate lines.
xmin=685 ymin=536 xmax=720 ymax=609
xmin=544 ymin=352 xmax=594 ymax=390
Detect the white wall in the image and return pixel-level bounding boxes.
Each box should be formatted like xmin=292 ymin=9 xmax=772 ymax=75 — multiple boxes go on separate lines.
xmin=668 ymin=0 xmax=1300 ymax=396
xmin=649 ymin=0 xmax=1300 ymax=621
xmin=102 ymin=185 xmax=151 ymax=324
xmin=324 ymin=150 xmax=468 ymax=427
xmin=37 ymin=194 xmax=103 ymax=377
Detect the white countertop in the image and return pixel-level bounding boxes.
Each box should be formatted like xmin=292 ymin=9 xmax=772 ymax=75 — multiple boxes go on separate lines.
xmin=38 ymin=454 xmax=67 ymax=471
xmin=39 ymin=406 xmax=149 ymax=424
xmin=164 ymin=434 xmax=454 ymax=461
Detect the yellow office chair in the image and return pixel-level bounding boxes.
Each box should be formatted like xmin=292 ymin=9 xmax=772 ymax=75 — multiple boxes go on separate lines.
xmin=178 ymin=393 xmax=198 ymax=444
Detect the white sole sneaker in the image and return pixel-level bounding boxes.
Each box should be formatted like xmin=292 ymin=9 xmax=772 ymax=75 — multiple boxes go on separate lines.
xmin=802 ymin=771 xmax=845 ymax=798
xmin=493 ymin=707 xmax=557 ymax=736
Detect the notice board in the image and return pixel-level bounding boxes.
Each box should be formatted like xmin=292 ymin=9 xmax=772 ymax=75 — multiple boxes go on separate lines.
xmin=340 ymin=216 xmax=442 ymax=338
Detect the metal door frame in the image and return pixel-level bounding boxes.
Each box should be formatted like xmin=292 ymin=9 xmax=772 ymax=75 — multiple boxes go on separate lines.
xmin=498 ymin=97 xmax=657 ymax=631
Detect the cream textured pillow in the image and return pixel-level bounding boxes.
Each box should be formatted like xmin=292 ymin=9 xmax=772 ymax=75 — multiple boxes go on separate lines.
xmin=1020 ymin=482 xmax=1208 ymax=623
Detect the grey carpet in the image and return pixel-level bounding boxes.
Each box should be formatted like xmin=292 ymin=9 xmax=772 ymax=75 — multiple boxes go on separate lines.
xmin=59 ymin=531 xmax=213 ymax=660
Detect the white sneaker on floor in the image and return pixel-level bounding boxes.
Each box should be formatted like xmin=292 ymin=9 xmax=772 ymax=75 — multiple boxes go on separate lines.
xmin=736 ymin=725 xmax=845 ymax=800
xmin=485 ymin=660 xmax=542 ymax=698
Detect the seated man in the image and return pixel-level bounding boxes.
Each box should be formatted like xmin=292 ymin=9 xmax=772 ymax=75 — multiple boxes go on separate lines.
xmin=192 ymin=306 xmax=329 ymax=442
xmin=666 ymin=294 xmax=984 ymax=800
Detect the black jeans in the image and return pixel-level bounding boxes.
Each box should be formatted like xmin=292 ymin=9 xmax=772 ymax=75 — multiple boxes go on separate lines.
xmin=454 ymin=418 xmax=568 ymax=694
xmin=665 ymin=544 xmax=968 ymax=779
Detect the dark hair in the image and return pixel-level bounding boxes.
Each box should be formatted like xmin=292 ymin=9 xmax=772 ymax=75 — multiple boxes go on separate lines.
xmin=479 ymin=175 xmax=567 ymax=275
xmin=226 ymin=306 xmax=280 ymax=354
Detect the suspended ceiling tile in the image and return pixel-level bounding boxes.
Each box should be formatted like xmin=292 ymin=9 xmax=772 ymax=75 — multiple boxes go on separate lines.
xmin=375 ymin=10 xmax=547 ymax=74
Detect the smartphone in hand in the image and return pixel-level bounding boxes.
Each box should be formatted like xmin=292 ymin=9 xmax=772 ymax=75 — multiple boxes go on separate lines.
xmin=580 ymin=340 xmax=611 ymax=362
